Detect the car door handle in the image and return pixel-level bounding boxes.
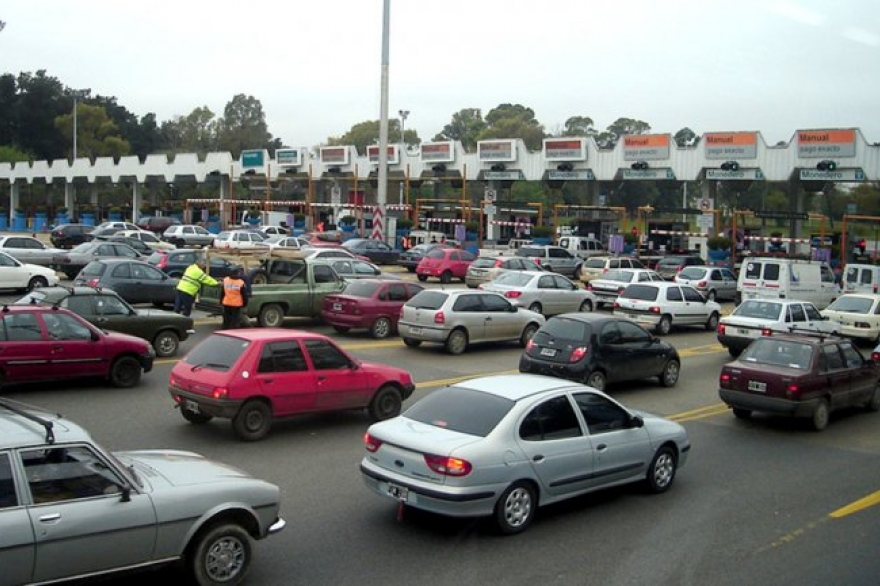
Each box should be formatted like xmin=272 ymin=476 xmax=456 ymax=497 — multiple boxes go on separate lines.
xmin=39 ymin=513 xmax=61 ymax=522
xmin=596 ymin=444 xmax=608 ymax=451
xmin=318 ymin=375 xmax=327 ymax=381
xmin=532 ymin=455 xmax=544 ymax=462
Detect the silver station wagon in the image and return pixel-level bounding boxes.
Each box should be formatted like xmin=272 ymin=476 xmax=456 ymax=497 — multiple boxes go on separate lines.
xmin=0 ymin=399 xmax=285 ymax=586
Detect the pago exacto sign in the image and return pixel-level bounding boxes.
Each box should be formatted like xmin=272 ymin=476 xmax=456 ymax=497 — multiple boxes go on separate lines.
xmin=796 ymin=129 xmax=856 ymax=158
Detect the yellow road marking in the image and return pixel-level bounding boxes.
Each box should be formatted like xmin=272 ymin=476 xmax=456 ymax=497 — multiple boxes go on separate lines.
xmin=829 ymin=489 xmax=880 ymax=518
xmin=669 ymin=403 xmax=730 ymax=422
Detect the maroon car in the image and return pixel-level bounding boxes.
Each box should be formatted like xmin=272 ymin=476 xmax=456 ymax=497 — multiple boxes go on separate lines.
xmin=321 ymin=279 xmax=424 ymax=338
xmin=718 ymin=332 xmax=880 ymax=431
xmin=416 ymin=247 xmax=476 ymax=284
xmin=0 ymin=305 xmax=154 ymax=388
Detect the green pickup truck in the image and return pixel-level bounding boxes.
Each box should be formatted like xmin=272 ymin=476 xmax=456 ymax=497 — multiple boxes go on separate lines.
xmin=196 ymin=254 xmax=345 ymax=327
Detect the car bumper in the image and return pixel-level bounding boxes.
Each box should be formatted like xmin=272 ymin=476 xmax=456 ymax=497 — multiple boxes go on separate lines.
xmin=140 ymin=355 xmax=155 ymax=373
xmin=360 ymin=460 xmax=502 ymax=519
xmin=321 ymin=311 xmax=372 ymax=330
xmin=169 ymin=387 xmax=243 ymax=418
xmin=829 ymin=324 xmax=880 ymax=341
xmin=615 ymin=310 xmax=660 ymax=328
xmin=717 ymin=333 xmax=758 ymax=352
xmin=519 ymin=355 xmax=585 ymax=382
xmin=719 ymin=388 xmax=819 ymax=418
xmin=398 ymin=321 xmax=450 ymax=343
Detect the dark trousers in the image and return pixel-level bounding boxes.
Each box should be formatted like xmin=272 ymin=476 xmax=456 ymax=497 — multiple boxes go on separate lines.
xmin=174 ymin=291 xmax=196 ymax=317
xmin=222 ymin=305 xmax=243 ymax=329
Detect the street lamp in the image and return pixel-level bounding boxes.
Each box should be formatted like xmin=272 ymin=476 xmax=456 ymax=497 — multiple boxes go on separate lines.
xmin=398 ymin=109 xmax=409 ymax=146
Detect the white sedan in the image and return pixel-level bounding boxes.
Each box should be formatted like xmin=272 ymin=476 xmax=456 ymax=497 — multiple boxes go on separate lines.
xmin=480 ymin=270 xmax=596 ymax=316
xmin=821 ymin=293 xmax=880 ymax=343
xmin=116 ymin=229 xmax=177 ymax=251
xmin=0 ymin=251 xmax=60 ymax=291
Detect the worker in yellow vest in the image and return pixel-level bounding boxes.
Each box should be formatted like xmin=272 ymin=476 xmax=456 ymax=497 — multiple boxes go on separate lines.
xmin=174 ymin=258 xmax=218 ymax=317
xmin=221 ymin=266 xmax=251 ymax=329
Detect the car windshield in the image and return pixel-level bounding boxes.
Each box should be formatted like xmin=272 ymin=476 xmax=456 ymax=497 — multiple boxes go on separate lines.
xmin=658 ymin=257 xmax=685 ymax=267
xmin=678 ymin=267 xmax=706 ymax=279
xmin=603 ymin=270 xmax=633 ymax=283
xmin=70 ymin=242 xmax=91 ymax=253
xmin=733 ymin=300 xmax=783 ymax=320
xmin=182 ymin=334 xmax=251 ymax=371
xmin=826 ymin=296 xmax=874 ymax=314
xmin=741 ymin=339 xmax=812 ymax=370
xmin=493 ymin=272 xmax=532 ymax=286
xmin=343 ymin=280 xmax=381 ymax=298
xmin=534 ymin=316 xmax=590 ymax=342
xmin=585 ymin=258 xmax=606 ymax=268
xmin=403 ymin=385 xmax=514 ymax=437
xmin=620 ymin=284 xmax=659 ymax=301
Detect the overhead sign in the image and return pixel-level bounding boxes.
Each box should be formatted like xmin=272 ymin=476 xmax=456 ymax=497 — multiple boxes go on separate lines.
xmin=704 ymin=132 xmax=758 ymax=159
xmin=420 ymin=141 xmax=455 ymax=163
xmin=796 ymin=128 xmax=856 ymax=158
xmin=320 ymin=146 xmax=350 ymax=165
xmin=706 ymin=168 xmax=765 ymax=180
xmin=799 ymin=168 xmax=865 ymax=182
xmin=543 ymin=138 xmax=587 ymax=161
xmin=240 ymin=149 xmax=267 ymax=169
xmin=275 ymin=148 xmax=302 ymax=167
xmin=622 ymin=168 xmax=676 ymax=180
xmin=548 ymin=170 xmax=595 ymax=181
xmin=623 ymin=134 xmax=670 ymax=161
xmin=484 ymin=170 xmax=524 ymax=181
xmin=755 ymin=210 xmax=809 ymax=220
xmin=478 ymin=140 xmax=517 ymax=162
xmin=367 ymin=144 xmax=400 ymax=165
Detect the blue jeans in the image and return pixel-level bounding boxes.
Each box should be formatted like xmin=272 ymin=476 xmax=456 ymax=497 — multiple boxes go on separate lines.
xmin=174 ymin=291 xmax=196 ymax=316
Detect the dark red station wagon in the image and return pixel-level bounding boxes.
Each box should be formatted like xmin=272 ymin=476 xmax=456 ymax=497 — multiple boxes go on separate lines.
xmin=321 ymin=279 xmax=424 ymax=339
xmin=169 ymin=329 xmax=416 ymax=441
xmin=718 ymin=332 xmax=880 ymax=430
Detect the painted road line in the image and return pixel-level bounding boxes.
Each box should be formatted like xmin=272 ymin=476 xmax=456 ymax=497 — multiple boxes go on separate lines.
xmin=829 ymin=489 xmax=880 ymax=518
xmin=669 ymin=403 xmax=730 ymax=422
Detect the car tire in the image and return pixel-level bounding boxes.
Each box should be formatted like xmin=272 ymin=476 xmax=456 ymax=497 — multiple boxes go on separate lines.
xmin=417 ymin=274 xmax=428 ymax=282
xmin=585 ymin=370 xmax=606 ymax=391
xmin=402 ymin=337 xmax=422 ymax=348
xmin=865 ymin=383 xmax=880 ymax=411
xmin=258 ymin=304 xmax=284 ymax=328
xmin=656 ymin=315 xmax=672 ymax=336
xmin=181 ymin=408 xmax=213 ymax=425
xmin=249 ymin=270 xmax=269 ymax=285
xmin=811 ymin=398 xmax=830 ymax=431
xmin=658 ymin=359 xmax=680 ymax=387
xmin=705 ymin=312 xmax=720 ymax=331
xmin=108 ymin=356 xmax=142 ymax=388
xmin=494 ymin=481 xmax=537 ymax=535
xmin=520 ymin=323 xmax=539 ymax=347
xmin=232 ymin=400 xmax=272 ymax=441
xmin=645 ymin=445 xmax=677 ymax=493
xmin=439 ymin=270 xmax=452 ymax=284
xmin=368 ymin=385 xmax=402 ymax=422
xmin=371 ymin=317 xmax=392 ymax=339
xmin=732 ymin=407 xmax=752 ymax=419
xmin=707 ymin=290 xmax=717 ymax=301
xmin=406 ymin=267 xmax=416 ymax=273
xmin=578 ymin=299 xmax=593 ymax=312
xmin=528 ymin=301 xmax=542 ymax=314
xmin=332 ymin=325 xmax=351 ymax=333
xmin=445 ymin=329 xmax=468 ymax=355
xmin=153 ymin=330 xmax=180 ymax=357
xmin=188 ymin=522 xmax=252 ymax=586
xmin=27 ymin=276 xmax=48 ymax=291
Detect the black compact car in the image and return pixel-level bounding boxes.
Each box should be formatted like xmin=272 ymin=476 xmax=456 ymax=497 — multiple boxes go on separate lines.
xmin=147 ymin=249 xmax=241 ymax=279
xmin=74 ymin=258 xmax=180 ymax=307
xmin=341 ymin=238 xmax=400 ymax=265
xmin=519 ymin=313 xmax=681 ymax=392
xmin=137 ymin=215 xmax=181 ymax=234
xmin=49 ymin=223 xmax=94 ymax=249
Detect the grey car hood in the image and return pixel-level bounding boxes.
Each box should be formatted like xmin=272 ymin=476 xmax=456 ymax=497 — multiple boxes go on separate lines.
xmin=116 ymin=449 xmax=253 ymax=487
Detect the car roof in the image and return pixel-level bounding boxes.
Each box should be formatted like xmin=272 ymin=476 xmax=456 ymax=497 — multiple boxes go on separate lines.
xmin=451 ymin=374 xmax=582 ymax=402
xmin=0 ymin=400 xmax=91 ymax=449
xmin=548 ymin=312 xmax=621 ymax=325
xmin=23 ymin=286 xmax=118 ymax=301
xmin=210 ymin=328 xmax=333 ymax=343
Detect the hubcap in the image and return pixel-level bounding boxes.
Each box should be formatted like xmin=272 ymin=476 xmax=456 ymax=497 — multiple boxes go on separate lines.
xmin=654 ymin=453 xmax=674 ymax=488
xmin=504 ymin=487 xmax=532 ymax=528
xmin=205 ymin=536 xmax=245 ymax=580
xmin=375 ymin=319 xmax=390 ymax=337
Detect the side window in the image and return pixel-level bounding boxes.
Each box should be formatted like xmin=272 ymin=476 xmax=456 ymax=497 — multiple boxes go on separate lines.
xmin=820 ymin=266 xmax=835 ymax=283
xmin=574 ymin=392 xmax=630 ymax=434
xmin=387 ymin=283 xmax=407 ymax=302
xmin=553 ymin=275 xmax=575 ymax=290
xmin=804 ymin=304 xmax=823 ymax=321
xmin=618 ymin=320 xmax=651 ymax=344
xmin=111 ymin=263 xmax=132 ymax=279
xmin=22 ymin=446 xmax=125 ymax=504
xmin=64 ymin=295 xmax=94 ymax=315
xmin=789 ymin=304 xmax=807 ymax=322
xmin=334 ymin=261 xmax=353 ymax=275
xmin=744 ymin=262 xmax=762 ymax=279
xmin=313 ymin=265 xmax=337 ymax=284
xmin=481 ymin=294 xmax=513 ymax=313
xmin=519 ymin=396 xmax=582 ymax=441
xmin=722 ymin=269 xmax=736 ymax=280
xmin=710 ymin=269 xmax=722 ymax=280
xmin=452 ymin=294 xmax=482 ymax=312
xmin=42 ymin=313 xmax=92 ymax=341
xmin=461 ymin=251 xmax=476 ymax=262
xmin=763 ymin=263 xmax=781 ymax=281
xmin=258 ymin=341 xmax=308 ymax=373
xmin=97 ymin=244 xmax=115 ymax=256
xmin=666 ymin=287 xmax=684 ymax=302
xmin=821 ymin=345 xmax=845 ymax=371
xmin=304 ymin=339 xmax=351 ymax=370
xmin=95 ymin=295 xmax=129 ymax=316
xmin=0 ymin=452 xmax=17 ymax=509
xmin=682 ymin=287 xmax=704 ymax=302
xmin=116 ymin=245 xmax=139 ymax=258
xmin=610 ymin=259 xmax=620 ymax=269
xmin=599 ymin=322 xmax=622 ymax=344
xmin=405 ymin=284 xmax=424 ymax=299
xmin=538 ymin=275 xmax=555 ymax=289
xmin=3 ymin=313 xmax=42 ymax=341
xmin=840 ymin=342 xmax=864 ymax=369
xmin=861 ymin=270 xmax=872 ymax=285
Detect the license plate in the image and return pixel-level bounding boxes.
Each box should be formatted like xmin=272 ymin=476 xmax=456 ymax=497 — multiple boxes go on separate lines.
xmin=184 ymin=400 xmax=201 ymax=413
xmin=333 ymin=303 xmax=342 ymax=311
xmin=540 ymin=347 xmax=557 ymax=357
xmin=387 ymin=483 xmax=409 ymax=500
xmin=408 ymin=326 xmax=422 ymax=335
xmin=738 ymin=328 xmax=752 ymax=335
xmin=748 ymin=380 xmax=767 ymax=392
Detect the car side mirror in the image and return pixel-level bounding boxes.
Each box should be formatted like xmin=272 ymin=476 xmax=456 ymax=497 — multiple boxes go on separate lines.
xmin=120 ymin=484 xmax=131 ymax=503
xmin=629 ymin=415 xmax=644 ymax=428
xmin=91 ymin=330 xmax=101 ymax=342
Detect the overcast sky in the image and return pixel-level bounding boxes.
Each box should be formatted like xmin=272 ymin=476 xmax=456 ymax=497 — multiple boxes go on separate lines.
xmin=3 ymin=0 xmax=879 ymax=150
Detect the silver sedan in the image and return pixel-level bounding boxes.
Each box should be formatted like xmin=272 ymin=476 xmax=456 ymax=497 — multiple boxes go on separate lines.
xmin=480 ymin=270 xmax=596 ymax=316
xmin=361 ymin=373 xmax=690 ymax=534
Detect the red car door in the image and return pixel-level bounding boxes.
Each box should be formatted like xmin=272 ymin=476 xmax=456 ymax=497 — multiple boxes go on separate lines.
xmin=303 ymin=339 xmax=369 ymax=410
xmin=39 ymin=312 xmax=108 ymax=379
xmin=253 ymin=340 xmax=318 ymax=415
xmin=0 ymin=312 xmax=50 ymax=382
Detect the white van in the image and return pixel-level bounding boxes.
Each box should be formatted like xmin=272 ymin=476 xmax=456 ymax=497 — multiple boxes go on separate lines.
xmin=736 ymin=257 xmax=839 ymax=309
xmin=842 ymin=263 xmax=880 ymax=295
xmin=408 ymin=230 xmax=448 ymax=247
xmin=557 ymin=235 xmax=606 ymax=259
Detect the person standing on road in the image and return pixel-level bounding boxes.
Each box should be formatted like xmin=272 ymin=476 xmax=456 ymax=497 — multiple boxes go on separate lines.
xmin=221 ymin=266 xmax=250 ymax=329
xmin=175 ymin=258 xmax=218 ymax=317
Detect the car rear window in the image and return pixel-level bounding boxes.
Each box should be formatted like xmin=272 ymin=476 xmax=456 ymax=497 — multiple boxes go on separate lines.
xmin=658 ymin=257 xmax=685 ymax=267
xmin=79 ymin=262 xmax=106 ymax=277
xmin=603 ymin=270 xmax=633 ymax=282
xmin=826 ymin=296 xmax=874 ymax=314
xmin=343 ymin=281 xmax=381 ymax=298
xmin=425 ymin=249 xmax=445 ymax=259
xmin=517 ymin=247 xmax=543 ymax=257
xmin=493 ymin=272 xmax=532 ymax=286
xmin=620 ymin=284 xmax=659 ymax=301
xmin=406 ymin=290 xmax=448 ymax=310
xmin=741 ymin=339 xmax=812 ymax=370
xmin=733 ymin=300 xmax=783 ymax=320
xmin=182 ymin=334 xmax=251 ymax=371
xmin=585 ymin=258 xmax=606 ymax=269
xmin=678 ymin=267 xmax=706 ymax=279
xmin=403 ymin=385 xmax=514 ymax=437
xmin=536 ymin=316 xmax=590 ymax=342
xmin=470 ymin=258 xmax=498 ymax=268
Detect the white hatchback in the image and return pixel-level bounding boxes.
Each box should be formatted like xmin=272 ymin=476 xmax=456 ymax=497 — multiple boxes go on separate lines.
xmin=0 ymin=250 xmax=60 ymax=292
xmin=613 ymin=281 xmax=722 ymax=335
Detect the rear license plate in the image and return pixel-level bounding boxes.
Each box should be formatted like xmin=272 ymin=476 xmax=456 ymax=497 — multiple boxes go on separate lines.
xmin=387 ymin=483 xmax=409 ymax=500
xmin=738 ymin=328 xmax=752 ymax=335
xmin=748 ymin=380 xmax=767 ymax=392
xmin=408 ymin=326 xmax=422 ymax=335
xmin=333 ymin=303 xmax=342 ymax=311
xmin=184 ymin=400 xmax=201 ymax=413
xmin=540 ymin=347 xmax=557 ymax=357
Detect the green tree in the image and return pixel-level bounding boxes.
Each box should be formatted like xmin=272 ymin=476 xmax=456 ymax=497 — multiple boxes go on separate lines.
xmin=0 ymin=144 xmax=31 ymax=163
xmin=605 ymin=117 xmax=651 ymax=144
xmin=480 ymin=104 xmax=545 ymax=151
xmin=674 ymin=127 xmax=698 ymax=147
xmin=433 ymin=108 xmax=485 ymax=152
xmin=15 ymin=70 xmax=69 ymax=160
xmin=563 ymin=115 xmax=596 ymax=136
xmin=55 ymin=102 xmax=131 ymax=158
xmin=326 ymin=119 xmax=418 ymax=154
xmin=0 ymin=73 xmax=18 ymax=148
xmin=217 ymin=94 xmax=273 ymax=157
xmin=161 ymin=106 xmax=218 ymax=153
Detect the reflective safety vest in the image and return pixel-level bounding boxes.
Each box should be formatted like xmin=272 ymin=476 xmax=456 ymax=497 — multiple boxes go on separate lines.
xmin=222 ymin=277 xmax=246 ymax=307
xmin=177 ymin=263 xmax=218 ymax=297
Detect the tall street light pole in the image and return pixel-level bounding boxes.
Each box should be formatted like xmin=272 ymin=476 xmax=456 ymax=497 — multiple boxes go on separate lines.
xmin=374 ymin=0 xmax=391 ymax=241
xmin=398 ymin=109 xmax=409 ymax=146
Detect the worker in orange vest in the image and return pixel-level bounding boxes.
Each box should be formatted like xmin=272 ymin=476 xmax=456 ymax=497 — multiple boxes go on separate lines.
xmin=221 ymin=266 xmax=250 ymax=329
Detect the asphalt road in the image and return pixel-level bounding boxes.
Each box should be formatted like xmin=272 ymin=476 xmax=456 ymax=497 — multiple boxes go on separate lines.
xmin=2 ymin=285 xmax=879 ymax=586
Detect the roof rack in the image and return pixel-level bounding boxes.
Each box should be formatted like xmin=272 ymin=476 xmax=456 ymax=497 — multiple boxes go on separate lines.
xmin=0 ymin=398 xmax=56 ymax=444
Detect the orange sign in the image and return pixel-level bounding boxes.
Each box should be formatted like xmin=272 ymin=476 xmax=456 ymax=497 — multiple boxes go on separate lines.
xmin=705 ymin=132 xmax=758 ymax=159
xmin=623 ymin=134 xmax=670 ymax=160
xmin=797 ymin=128 xmax=856 ymax=157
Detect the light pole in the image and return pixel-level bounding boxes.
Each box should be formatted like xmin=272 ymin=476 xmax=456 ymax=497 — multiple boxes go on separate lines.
xmin=398 ymin=109 xmax=409 ymax=146
xmin=73 ymin=96 xmax=78 ymax=160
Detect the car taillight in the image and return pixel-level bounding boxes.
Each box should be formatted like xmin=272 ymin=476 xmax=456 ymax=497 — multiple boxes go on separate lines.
xmin=785 ymin=383 xmax=800 ymax=397
xmin=87 ymin=278 xmax=99 ymax=287
xmin=602 ymin=268 xmax=608 ymax=273
xmin=872 ymin=352 xmax=880 ymax=362
xmin=494 ymin=259 xmax=504 ymax=267
xmin=761 ymin=328 xmax=773 ymax=336
xmin=719 ymin=372 xmax=732 ymax=388
xmin=648 ymin=306 xmax=661 ymax=314
xmin=570 ymin=346 xmax=588 ymax=362
xmin=533 ymin=258 xmax=541 ymax=264
xmin=434 ymin=311 xmax=445 ymax=324
xmin=525 ymin=339 xmax=536 ymax=352
xmin=617 ymin=286 xmax=625 ymax=294
xmin=613 ymin=301 xmax=620 ymax=309
xmin=423 ymin=454 xmax=472 ymax=476
xmin=212 ymin=387 xmax=228 ymax=400
xmin=677 ymin=266 xmax=684 ymax=273
xmin=717 ymin=324 xmax=726 ymax=335
xmin=157 ymin=256 xmax=168 ymax=268
xmin=364 ymin=432 xmax=383 ymax=453
xmin=505 ymin=291 xmax=522 ymax=298
xmin=586 ymin=283 xmax=593 ymax=291
xmin=698 ymin=280 xmax=707 ymax=288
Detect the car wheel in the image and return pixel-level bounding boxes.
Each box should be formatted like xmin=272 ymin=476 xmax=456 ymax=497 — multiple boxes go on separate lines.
xmin=705 ymin=312 xmax=720 ymax=331
xmin=27 ymin=276 xmax=48 ymax=291
xmin=232 ymin=400 xmax=272 ymax=441
xmin=181 ymin=408 xmax=213 ymax=425
xmin=707 ymin=289 xmax=717 ymax=301
xmin=658 ymin=359 xmax=680 ymax=387
xmin=153 ymin=330 xmax=180 ymax=357
xmin=645 ymin=445 xmax=677 ymax=493
xmin=656 ymin=315 xmax=672 ymax=336
xmin=445 ymin=329 xmax=468 ymax=355
xmin=332 ymin=325 xmax=351 ymax=333
xmin=402 ymin=337 xmax=422 ymax=348
xmin=520 ymin=323 xmax=539 ymax=347
xmin=108 ymin=356 xmax=142 ymax=388
xmin=811 ymin=398 xmax=830 ymax=431
xmin=585 ymin=370 xmax=606 ymax=391
xmin=417 ymin=274 xmax=428 ymax=282
xmin=406 ymin=267 xmax=416 ymax=273
xmin=258 ymin=304 xmax=284 ymax=328
xmin=528 ymin=301 xmax=542 ymax=314
xmin=371 ymin=317 xmax=392 ymax=339
xmin=865 ymin=383 xmax=880 ymax=411
xmin=188 ymin=522 xmax=252 ymax=586
xmin=732 ymin=407 xmax=752 ymax=419
xmin=249 ymin=270 xmax=269 ymax=285
xmin=494 ymin=481 xmax=537 ymax=535
xmin=439 ymin=270 xmax=452 ymax=284
xmin=368 ymin=385 xmax=402 ymax=422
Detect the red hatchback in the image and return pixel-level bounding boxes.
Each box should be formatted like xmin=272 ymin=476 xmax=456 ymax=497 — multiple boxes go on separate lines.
xmin=321 ymin=279 xmax=425 ymax=338
xmin=169 ymin=328 xmax=416 ymax=441
xmin=416 ymin=247 xmax=476 ymax=284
